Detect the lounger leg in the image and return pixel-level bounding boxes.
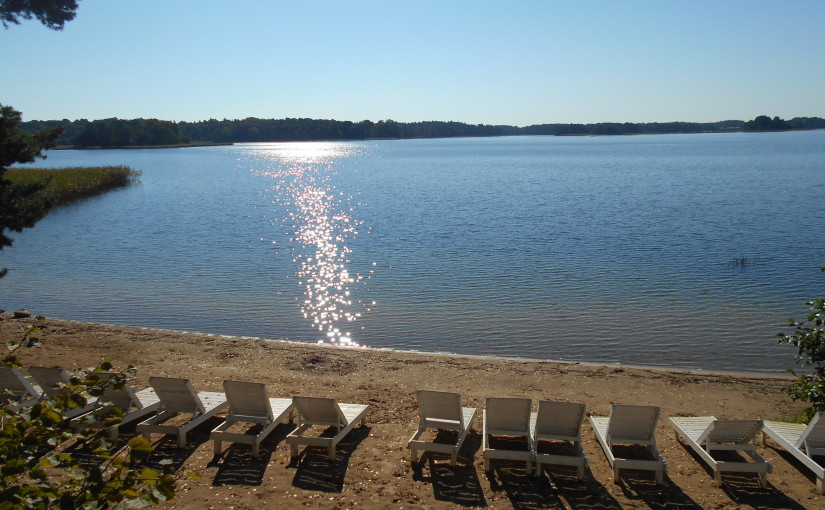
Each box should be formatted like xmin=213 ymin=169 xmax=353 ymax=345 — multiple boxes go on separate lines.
xmin=534 ymin=462 xmax=541 ymax=478
xmin=577 ymin=463 xmax=585 ymax=480
xmin=177 ymin=432 xmax=187 ymax=448
xmin=410 ymin=449 xmax=419 ymax=464
xmin=655 ymin=468 xmax=663 ymax=484
xmin=214 ymin=439 xmax=222 ymax=456
xmin=757 ymin=472 xmax=767 ymax=489
xmin=290 ymin=443 xmax=299 ymax=459
xmin=252 ymin=443 xmax=260 ymax=457
xmin=450 ymin=452 xmax=458 ymax=467
xmin=613 ymin=467 xmax=620 ymax=484
xmin=714 ymin=471 xmax=722 ymax=487
xmin=484 ymin=458 xmax=490 ymax=472
xmin=525 ymin=460 xmax=531 ymax=475
xmin=817 ymin=477 xmax=824 ymax=495
xmin=328 ymin=445 xmax=336 ymax=461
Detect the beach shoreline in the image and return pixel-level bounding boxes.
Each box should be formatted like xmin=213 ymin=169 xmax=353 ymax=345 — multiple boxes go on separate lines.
xmin=19 ymin=316 xmax=796 ymax=380
xmin=1 ymin=314 xmax=820 ymax=509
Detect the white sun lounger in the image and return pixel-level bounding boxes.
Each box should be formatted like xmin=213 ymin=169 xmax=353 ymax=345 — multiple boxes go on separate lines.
xmin=762 ymin=413 xmax=824 ymax=493
xmin=670 ymin=416 xmax=770 ymax=487
xmin=29 ymin=366 xmax=98 ymax=419
xmin=408 ymin=390 xmax=477 ymax=467
xmin=532 ymin=400 xmax=588 ymax=479
xmin=211 ymin=380 xmax=294 ymax=457
xmin=590 ymin=404 xmax=666 ymax=484
xmin=285 ymin=396 xmax=369 ymax=461
xmin=69 ymin=373 xmax=161 ymax=439
xmin=136 ymin=377 xmax=228 ymax=448
xmin=29 ymin=366 xmax=72 ymax=399
xmin=483 ymin=397 xmax=533 ymax=473
xmin=0 ymin=365 xmax=41 ymax=411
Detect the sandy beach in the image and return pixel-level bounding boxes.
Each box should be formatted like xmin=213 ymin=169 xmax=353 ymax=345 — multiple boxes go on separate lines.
xmin=1 ymin=314 xmax=820 ymax=509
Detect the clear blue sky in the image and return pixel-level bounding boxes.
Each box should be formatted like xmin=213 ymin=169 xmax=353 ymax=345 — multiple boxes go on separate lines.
xmin=2 ymin=0 xmax=823 ymax=126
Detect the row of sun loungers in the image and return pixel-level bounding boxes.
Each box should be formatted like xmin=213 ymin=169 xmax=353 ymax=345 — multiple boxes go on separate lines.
xmin=0 ymin=365 xmax=369 ymax=461
xmin=3 ymin=365 xmax=824 ymax=493
xmin=408 ymin=390 xmax=825 ymax=492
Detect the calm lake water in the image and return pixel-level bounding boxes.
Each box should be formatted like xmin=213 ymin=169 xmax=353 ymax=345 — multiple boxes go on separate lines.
xmin=3 ymin=132 xmax=824 ymax=373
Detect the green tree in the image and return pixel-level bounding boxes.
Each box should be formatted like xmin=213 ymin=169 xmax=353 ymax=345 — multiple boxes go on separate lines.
xmin=0 ymin=104 xmax=63 ymax=277
xmin=778 ymin=266 xmax=825 ymax=420
xmin=0 ymin=0 xmax=79 ymax=30
xmin=2 ymin=0 xmax=78 ymax=276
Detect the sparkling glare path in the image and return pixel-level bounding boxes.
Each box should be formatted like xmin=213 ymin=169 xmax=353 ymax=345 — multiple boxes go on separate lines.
xmin=254 ymin=143 xmax=367 ymax=346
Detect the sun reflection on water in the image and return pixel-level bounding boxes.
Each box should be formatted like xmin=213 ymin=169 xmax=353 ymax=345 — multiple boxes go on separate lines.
xmin=252 ymin=143 xmax=367 ymax=346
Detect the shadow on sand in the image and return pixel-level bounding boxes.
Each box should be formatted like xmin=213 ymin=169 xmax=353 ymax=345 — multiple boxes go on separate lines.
xmin=287 ymin=425 xmax=370 ymax=493
xmin=485 ymin=461 xmax=624 ymax=510
xmin=137 ymin=416 xmax=225 ymax=472
xmin=676 ymin=441 xmax=807 ymax=510
xmin=209 ymin=422 xmax=295 ymax=486
xmin=411 ymin=431 xmax=486 ymax=507
xmin=618 ymin=471 xmax=701 ymax=509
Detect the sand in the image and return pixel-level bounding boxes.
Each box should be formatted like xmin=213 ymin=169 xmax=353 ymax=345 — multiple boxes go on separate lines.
xmin=1 ymin=314 xmax=820 ymax=509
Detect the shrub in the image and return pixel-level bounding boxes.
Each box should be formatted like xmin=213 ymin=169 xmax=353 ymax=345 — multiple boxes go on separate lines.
xmin=1 ymin=321 xmax=175 ymax=509
xmin=778 ymin=267 xmax=825 ymax=421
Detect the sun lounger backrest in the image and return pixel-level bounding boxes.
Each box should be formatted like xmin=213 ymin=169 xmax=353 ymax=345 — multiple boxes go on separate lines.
xmin=535 ymin=400 xmax=586 ymax=439
xmin=91 ymin=373 xmax=140 ymax=411
xmin=703 ymin=419 xmax=763 ymax=445
xmin=486 ymin=397 xmax=531 ymax=434
xmin=607 ymin=404 xmax=660 ymax=444
xmin=800 ymin=413 xmax=825 ymax=454
xmin=149 ymin=377 xmax=206 ymax=414
xmin=223 ymin=380 xmax=274 ymax=422
xmin=293 ymin=396 xmax=346 ymax=427
xmin=417 ymin=390 xmax=464 ymax=429
xmin=0 ymin=365 xmax=39 ymax=403
xmin=29 ymin=366 xmax=70 ymax=399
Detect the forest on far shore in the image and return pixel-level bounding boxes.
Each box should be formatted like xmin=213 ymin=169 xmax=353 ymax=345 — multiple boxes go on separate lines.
xmin=17 ymin=115 xmax=825 ymax=148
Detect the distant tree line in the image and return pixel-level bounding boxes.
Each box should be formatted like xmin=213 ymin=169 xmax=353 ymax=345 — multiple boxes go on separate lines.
xmin=742 ymin=115 xmax=825 ymax=132
xmin=17 ymin=115 xmax=825 ymax=147
xmin=519 ymin=120 xmax=746 ymax=136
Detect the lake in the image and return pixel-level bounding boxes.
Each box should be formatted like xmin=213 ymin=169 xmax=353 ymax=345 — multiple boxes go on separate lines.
xmin=2 ymin=132 xmax=824 ymax=373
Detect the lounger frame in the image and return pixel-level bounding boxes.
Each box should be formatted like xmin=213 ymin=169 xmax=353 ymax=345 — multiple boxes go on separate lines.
xmin=285 ymin=396 xmax=369 ymax=461
xmin=590 ymin=404 xmax=666 ymax=484
xmin=532 ymin=400 xmax=588 ymax=479
xmin=29 ymin=366 xmax=99 ymax=419
xmin=136 ymin=377 xmax=228 ymax=448
xmin=482 ymin=397 xmax=533 ymax=473
xmin=211 ymin=380 xmax=294 ymax=457
xmin=408 ymin=390 xmax=477 ymax=467
xmin=69 ymin=373 xmax=160 ymax=439
xmin=762 ymin=413 xmax=825 ymax=493
xmin=0 ymin=365 xmax=41 ymax=411
xmin=670 ymin=416 xmax=771 ymax=488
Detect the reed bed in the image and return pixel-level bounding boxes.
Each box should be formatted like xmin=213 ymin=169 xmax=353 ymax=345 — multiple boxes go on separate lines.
xmin=5 ymin=166 xmax=141 ymax=205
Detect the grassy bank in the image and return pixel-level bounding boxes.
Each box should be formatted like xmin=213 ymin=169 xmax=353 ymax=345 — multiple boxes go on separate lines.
xmin=53 ymin=141 xmax=233 ymax=150
xmin=5 ymin=165 xmax=141 ymax=206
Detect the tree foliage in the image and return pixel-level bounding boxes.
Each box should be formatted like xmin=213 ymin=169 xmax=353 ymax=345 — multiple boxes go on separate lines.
xmin=23 ymin=115 xmax=825 ymax=146
xmin=1 ymin=321 xmax=176 ymax=509
xmin=73 ymin=118 xmax=189 ymax=148
xmin=778 ymin=267 xmax=825 ymax=420
xmin=0 ymin=0 xmax=79 ymax=30
xmin=0 ymin=104 xmax=63 ymax=277
xmin=743 ymin=115 xmax=793 ymax=132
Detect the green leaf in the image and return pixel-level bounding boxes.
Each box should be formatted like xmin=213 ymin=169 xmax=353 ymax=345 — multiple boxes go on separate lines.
xmin=127 ymin=436 xmax=152 ymax=453
xmin=140 ymin=467 xmax=159 ymax=485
